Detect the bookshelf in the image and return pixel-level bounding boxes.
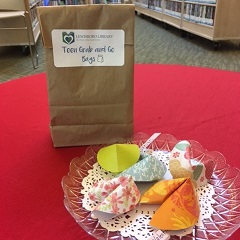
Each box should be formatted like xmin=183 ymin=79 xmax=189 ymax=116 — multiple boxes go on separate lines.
xmin=0 ymin=0 xmax=43 ymax=47
xmin=163 ymin=0 xmax=182 ymax=29
xmin=134 ymin=0 xmax=240 ymax=48
xmin=47 ymin=0 xmax=81 ymax=4
xmin=47 ymin=0 xmax=124 ymax=5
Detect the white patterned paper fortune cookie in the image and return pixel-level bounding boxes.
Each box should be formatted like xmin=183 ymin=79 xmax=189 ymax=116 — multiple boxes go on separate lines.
xmin=169 ymin=140 xmax=214 ymax=187
xmin=88 ymin=176 xmax=141 ymax=221
xmin=117 ymin=155 xmax=167 ymax=182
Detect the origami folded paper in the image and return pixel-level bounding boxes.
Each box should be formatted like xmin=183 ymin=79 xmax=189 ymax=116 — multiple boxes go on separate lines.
xmin=97 ymin=144 xmax=140 ymax=174
xmin=88 ymin=176 xmax=141 ymax=220
xmin=140 ymin=178 xmax=200 ymax=230
xmin=169 ymin=141 xmax=214 ymax=187
xmin=117 ymin=155 xmax=167 ymax=182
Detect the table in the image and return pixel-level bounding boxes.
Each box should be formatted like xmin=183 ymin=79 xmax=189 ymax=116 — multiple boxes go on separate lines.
xmin=1 ymin=64 xmax=239 ymax=239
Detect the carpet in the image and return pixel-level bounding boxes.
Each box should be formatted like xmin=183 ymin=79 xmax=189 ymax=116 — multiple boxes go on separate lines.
xmin=0 ymin=64 xmax=239 ymax=240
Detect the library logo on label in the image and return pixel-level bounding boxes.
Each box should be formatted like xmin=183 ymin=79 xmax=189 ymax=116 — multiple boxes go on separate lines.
xmin=62 ymin=32 xmax=75 ymax=45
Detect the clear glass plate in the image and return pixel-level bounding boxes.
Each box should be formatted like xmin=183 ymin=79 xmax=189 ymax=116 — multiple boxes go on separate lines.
xmin=61 ymin=133 xmax=240 ymax=240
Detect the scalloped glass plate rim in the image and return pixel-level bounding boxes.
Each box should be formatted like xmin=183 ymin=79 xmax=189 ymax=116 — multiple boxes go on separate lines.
xmin=61 ymin=132 xmax=240 ymax=240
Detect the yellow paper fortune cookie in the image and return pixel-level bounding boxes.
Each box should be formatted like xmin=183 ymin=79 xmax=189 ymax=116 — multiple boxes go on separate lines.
xmin=97 ymin=144 xmax=140 ymax=174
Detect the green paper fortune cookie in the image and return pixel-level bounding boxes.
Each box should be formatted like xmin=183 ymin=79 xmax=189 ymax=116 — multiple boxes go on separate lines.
xmin=97 ymin=144 xmax=140 ymax=174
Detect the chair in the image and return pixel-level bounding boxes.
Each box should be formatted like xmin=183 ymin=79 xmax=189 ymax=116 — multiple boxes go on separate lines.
xmin=0 ymin=10 xmax=38 ymax=69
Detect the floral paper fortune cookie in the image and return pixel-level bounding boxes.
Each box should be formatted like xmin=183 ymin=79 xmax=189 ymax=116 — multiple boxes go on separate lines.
xmin=169 ymin=141 xmax=214 ymax=187
xmin=88 ymin=176 xmax=140 ymax=220
xmin=117 ymin=155 xmax=167 ymax=182
xmin=140 ymin=178 xmax=200 ymax=230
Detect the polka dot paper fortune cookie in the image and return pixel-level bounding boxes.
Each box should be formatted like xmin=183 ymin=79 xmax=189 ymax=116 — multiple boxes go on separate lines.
xmin=169 ymin=140 xmax=214 ymax=187
xmin=89 ymin=176 xmax=141 ymax=221
xmin=140 ymin=178 xmax=200 ymax=230
xmin=97 ymin=144 xmax=140 ymax=174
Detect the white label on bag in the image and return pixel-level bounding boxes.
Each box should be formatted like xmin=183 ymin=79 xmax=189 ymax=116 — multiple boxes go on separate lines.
xmin=51 ymin=29 xmax=124 ymax=67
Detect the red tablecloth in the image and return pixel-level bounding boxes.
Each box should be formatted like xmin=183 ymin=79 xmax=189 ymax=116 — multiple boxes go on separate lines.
xmin=1 ymin=64 xmax=239 ymax=240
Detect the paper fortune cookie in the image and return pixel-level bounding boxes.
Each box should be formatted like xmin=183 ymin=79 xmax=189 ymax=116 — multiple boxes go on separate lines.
xmin=97 ymin=144 xmax=140 ymax=174
xmin=169 ymin=141 xmax=214 ymax=187
xmin=89 ymin=176 xmax=141 ymax=220
xmin=140 ymin=178 xmax=200 ymax=230
xmin=117 ymin=155 xmax=167 ymax=182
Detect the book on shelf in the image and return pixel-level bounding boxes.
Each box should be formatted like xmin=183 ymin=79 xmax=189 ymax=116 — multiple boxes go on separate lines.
xmin=141 ymin=0 xmax=148 ymax=8
xmin=184 ymin=3 xmax=215 ymax=26
xmin=108 ymin=0 xmax=121 ymax=3
xmin=148 ymin=0 xmax=163 ymax=12
xmin=165 ymin=1 xmax=182 ymax=18
xmin=43 ymin=0 xmax=49 ymax=5
xmin=185 ymin=0 xmax=216 ymax=4
xmin=47 ymin=0 xmax=59 ymax=5
xmin=65 ymin=0 xmax=80 ymax=4
xmin=47 ymin=0 xmax=74 ymax=5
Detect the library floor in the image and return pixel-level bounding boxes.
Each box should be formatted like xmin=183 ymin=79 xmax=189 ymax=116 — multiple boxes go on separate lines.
xmin=1 ymin=14 xmax=240 ymax=83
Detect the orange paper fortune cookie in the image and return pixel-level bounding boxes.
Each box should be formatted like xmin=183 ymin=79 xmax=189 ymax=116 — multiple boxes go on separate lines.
xmin=140 ymin=178 xmax=200 ymax=231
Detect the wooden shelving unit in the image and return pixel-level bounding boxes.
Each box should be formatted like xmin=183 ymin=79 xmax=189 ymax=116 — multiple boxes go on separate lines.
xmin=134 ymin=0 xmax=240 ymax=48
xmin=47 ymin=0 xmax=125 ymax=4
xmin=0 ymin=0 xmax=43 ymax=47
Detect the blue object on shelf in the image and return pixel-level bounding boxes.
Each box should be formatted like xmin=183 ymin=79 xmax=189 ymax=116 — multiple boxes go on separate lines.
xmin=44 ymin=0 xmax=50 ymax=5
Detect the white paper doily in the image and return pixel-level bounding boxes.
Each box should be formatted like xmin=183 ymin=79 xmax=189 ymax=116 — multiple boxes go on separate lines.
xmin=81 ymin=150 xmax=215 ymax=239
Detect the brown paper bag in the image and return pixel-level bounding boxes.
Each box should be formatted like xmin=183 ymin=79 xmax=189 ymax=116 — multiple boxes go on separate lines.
xmin=37 ymin=4 xmax=135 ymax=147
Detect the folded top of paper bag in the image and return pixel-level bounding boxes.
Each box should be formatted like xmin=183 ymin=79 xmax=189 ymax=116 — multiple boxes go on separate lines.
xmin=97 ymin=144 xmax=140 ymax=174
xmin=140 ymin=177 xmax=200 ymax=230
xmin=117 ymin=155 xmax=167 ymax=182
xmin=88 ymin=176 xmax=141 ymax=220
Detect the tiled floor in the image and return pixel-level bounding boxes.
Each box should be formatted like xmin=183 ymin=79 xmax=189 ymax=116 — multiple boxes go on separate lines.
xmin=0 ymin=39 xmax=45 ymax=82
